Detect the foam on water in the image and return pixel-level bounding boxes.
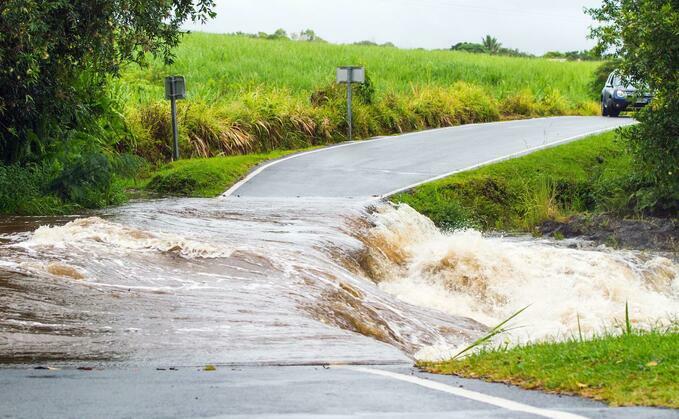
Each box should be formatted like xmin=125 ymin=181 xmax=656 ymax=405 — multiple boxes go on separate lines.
xmin=358 ymin=204 xmax=678 ymax=359
xmin=18 ymin=216 xmax=234 ymax=259
xmin=0 ymin=198 xmax=676 ymax=365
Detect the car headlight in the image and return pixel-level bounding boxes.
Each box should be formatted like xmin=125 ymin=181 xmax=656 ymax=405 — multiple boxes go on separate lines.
xmin=615 ymin=90 xmax=627 ymax=98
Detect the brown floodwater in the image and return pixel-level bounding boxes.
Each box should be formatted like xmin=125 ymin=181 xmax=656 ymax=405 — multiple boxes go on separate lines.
xmin=0 ymin=198 xmax=676 ymax=367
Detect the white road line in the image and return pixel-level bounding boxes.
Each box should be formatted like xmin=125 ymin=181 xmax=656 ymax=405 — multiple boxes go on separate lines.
xmin=336 ymin=366 xmax=589 ymax=419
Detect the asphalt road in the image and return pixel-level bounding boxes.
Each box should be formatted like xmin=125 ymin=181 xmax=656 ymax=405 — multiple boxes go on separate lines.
xmin=1 ymin=365 xmax=674 ymax=419
xmin=225 ymin=116 xmax=635 ymax=198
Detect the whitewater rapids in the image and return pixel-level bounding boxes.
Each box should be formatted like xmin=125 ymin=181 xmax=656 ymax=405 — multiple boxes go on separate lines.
xmin=0 ymin=198 xmax=676 ymax=365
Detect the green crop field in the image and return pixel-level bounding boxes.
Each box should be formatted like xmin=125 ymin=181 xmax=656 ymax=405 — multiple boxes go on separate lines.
xmin=114 ymin=33 xmax=601 ymax=164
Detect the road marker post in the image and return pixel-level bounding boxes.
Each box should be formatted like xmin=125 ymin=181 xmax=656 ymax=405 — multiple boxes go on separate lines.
xmin=164 ymin=76 xmax=186 ymax=161
xmin=336 ymin=67 xmax=365 ymax=141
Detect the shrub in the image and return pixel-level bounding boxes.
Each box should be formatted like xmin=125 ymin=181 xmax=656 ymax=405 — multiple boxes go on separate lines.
xmin=501 ymin=90 xmax=538 ymax=117
xmin=588 ymin=0 xmax=679 ymax=215
xmin=0 ymin=164 xmax=55 ymax=214
xmin=50 ymin=152 xmax=124 ymax=209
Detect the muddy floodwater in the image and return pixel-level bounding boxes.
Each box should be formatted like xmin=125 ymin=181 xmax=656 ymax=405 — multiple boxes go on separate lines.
xmin=0 ymin=198 xmax=677 ymax=367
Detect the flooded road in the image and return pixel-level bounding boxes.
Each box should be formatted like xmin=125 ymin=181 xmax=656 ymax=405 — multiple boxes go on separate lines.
xmin=0 ymin=198 xmax=677 ymax=366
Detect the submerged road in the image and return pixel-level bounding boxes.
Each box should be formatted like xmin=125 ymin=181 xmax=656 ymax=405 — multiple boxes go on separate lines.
xmin=226 ymin=116 xmax=635 ymax=198
xmin=4 ymin=116 xmax=670 ymax=419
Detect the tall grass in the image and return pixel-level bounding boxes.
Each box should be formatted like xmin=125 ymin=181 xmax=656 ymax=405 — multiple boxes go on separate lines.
xmin=114 ymin=33 xmax=601 ymax=162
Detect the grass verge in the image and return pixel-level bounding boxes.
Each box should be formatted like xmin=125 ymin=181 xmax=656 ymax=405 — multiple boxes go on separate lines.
xmin=127 ymin=149 xmax=303 ymax=198
xmin=392 ymin=131 xmax=634 ymax=232
xmin=420 ymin=331 xmax=679 ymax=408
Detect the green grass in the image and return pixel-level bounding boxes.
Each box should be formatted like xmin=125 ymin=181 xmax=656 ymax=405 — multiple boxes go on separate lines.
xmin=421 ymin=331 xmax=679 ymax=408
xmin=139 ymin=149 xmax=300 ymax=197
xmin=119 ymin=33 xmax=599 ymax=103
xmin=113 ymin=33 xmax=601 ymax=163
xmin=392 ymin=131 xmax=634 ymax=232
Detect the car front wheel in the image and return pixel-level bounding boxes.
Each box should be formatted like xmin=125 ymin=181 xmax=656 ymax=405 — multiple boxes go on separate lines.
xmin=601 ymin=98 xmax=609 ymax=116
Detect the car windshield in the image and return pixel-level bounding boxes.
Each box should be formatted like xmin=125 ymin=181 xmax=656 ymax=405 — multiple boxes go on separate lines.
xmin=612 ymin=75 xmax=635 ymax=90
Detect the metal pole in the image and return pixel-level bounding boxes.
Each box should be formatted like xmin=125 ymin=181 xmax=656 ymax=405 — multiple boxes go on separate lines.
xmin=170 ymin=96 xmax=180 ymax=161
xmin=347 ymin=68 xmax=353 ymax=141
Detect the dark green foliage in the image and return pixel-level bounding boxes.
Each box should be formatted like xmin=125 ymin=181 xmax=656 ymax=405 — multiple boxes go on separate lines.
xmin=50 ymin=152 xmax=121 ymax=209
xmin=589 ymin=61 xmax=619 ymax=99
xmin=588 ymin=0 xmax=679 ymax=214
xmin=481 ymin=35 xmax=502 ymax=54
xmin=622 ymin=101 xmax=679 ymax=215
xmin=544 ymin=49 xmax=601 ymax=61
xmin=0 ymin=0 xmax=215 ymax=162
xmin=450 ymin=42 xmax=488 ymax=54
xmin=0 ymin=0 xmax=215 ymax=213
xmin=0 ymin=163 xmax=61 ymax=215
xmin=451 ymin=38 xmax=533 ymax=57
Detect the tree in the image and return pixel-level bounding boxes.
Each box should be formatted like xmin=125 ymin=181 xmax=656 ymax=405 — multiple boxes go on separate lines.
xmin=267 ymin=29 xmax=289 ymax=40
xmin=481 ymin=35 xmax=502 ymax=54
xmin=451 ymin=42 xmax=488 ymax=54
xmin=0 ymin=0 xmax=216 ymax=163
xmin=296 ymin=29 xmax=325 ymax=42
xmin=588 ymin=0 xmax=678 ymax=213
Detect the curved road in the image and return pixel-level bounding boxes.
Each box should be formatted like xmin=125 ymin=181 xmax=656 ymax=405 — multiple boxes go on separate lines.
xmin=225 ymin=116 xmax=634 ymax=198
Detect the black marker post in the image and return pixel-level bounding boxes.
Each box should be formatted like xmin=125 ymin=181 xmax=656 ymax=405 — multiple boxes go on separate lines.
xmin=164 ymin=76 xmax=186 ymax=161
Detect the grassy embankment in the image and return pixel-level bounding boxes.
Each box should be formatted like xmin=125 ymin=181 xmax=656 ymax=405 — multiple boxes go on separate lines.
xmin=113 ymin=33 xmax=602 ymax=198
xmin=393 ymin=131 xmax=635 ymax=233
xmin=117 ymin=33 xmax=600 ymax=166
xmin=119 ymin=149 xmax=302 ymax=198
xmin=421 ymin=329 xmax=679 ymax=408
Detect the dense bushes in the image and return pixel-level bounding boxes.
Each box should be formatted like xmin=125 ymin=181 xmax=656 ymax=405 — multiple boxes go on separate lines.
xmin=588 ymin=0 xmax=679 ymax=215
xmin=0 ymin=1 xmax=214 ymax=214
xmin=0 ymin=152 xmax=132 ymax=215
xmin=0 ymin=164 xmax=59 ymax=215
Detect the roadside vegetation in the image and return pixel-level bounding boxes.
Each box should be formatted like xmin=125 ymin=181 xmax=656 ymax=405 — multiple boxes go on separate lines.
xmin=395 ymin=0 xmax=678 ymax=234
xmin=393 ymin=131 xmax=636 ymax=232
xmin=414 ymin=0 xmax=678 ymax=407
xmin=0 ymin=2 xmax=674 ymax=223
xmin=139 ymin=149 xmax=300 ymax=198
xmin=422 ymin=328 xmax=679 ymax=408
xmin=1 ymin=22 xmax=602 ymax=214
xmin=117 ymin=32 xmax=600 ymax=164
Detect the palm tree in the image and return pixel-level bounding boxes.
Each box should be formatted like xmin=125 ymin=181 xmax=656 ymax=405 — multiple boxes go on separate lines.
xmin=482 ymin=35 xmax=502 ymax=54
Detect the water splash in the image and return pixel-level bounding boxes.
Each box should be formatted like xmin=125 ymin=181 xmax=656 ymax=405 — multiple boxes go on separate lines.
xmin=16 ymin=216 xmax=234 ymax=259
xmin=357 ymin=203 xmax=678 ymax=359
xmin=0 ymin=199 xmax=676 ymax=365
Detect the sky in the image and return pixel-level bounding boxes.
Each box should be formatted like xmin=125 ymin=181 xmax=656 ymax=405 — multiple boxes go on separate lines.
xmin=185 ymin=0 xmax=604 ymax=55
